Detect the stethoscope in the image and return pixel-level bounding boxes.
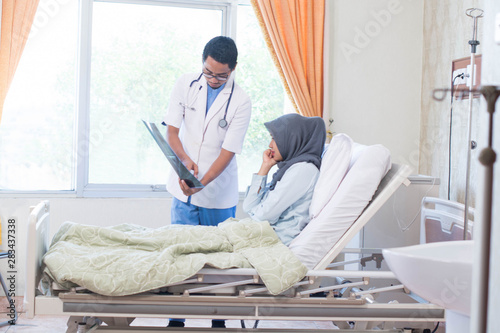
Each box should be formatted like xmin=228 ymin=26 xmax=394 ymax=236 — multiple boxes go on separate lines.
xmin=187 ymin=73 xmax=235 ymax=128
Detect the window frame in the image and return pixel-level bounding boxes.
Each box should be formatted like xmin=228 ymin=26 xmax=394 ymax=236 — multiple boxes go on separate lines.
xmin=76 ymin=0 xmax=240 ymax=197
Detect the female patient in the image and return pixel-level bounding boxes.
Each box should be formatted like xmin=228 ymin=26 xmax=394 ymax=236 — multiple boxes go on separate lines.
xmin=243 ymin=113 xmax=326 ymax=245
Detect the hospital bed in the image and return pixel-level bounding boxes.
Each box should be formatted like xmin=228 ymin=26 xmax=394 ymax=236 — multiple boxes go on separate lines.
xmin=24 ymin=134 xmax=445 ymax=332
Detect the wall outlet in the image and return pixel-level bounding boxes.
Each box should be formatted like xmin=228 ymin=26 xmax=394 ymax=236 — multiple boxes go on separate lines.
xmin=451 ymin=56 xmax=482 ymax=98
xmin=453 ymin=68 xmax=467 ymax=85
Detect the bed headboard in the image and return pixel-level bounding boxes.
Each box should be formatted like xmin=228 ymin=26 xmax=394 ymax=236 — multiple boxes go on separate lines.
xmin=24 ymin=200 xmax=50 ymax=319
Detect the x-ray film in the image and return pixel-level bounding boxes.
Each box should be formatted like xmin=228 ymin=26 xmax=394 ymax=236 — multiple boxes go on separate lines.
xmin=142 ymin=120 xmax=204 ymax=189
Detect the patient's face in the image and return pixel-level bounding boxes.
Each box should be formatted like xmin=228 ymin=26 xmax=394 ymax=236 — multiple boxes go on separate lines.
xmin=269 ymin=139 xmax=283 ymax=161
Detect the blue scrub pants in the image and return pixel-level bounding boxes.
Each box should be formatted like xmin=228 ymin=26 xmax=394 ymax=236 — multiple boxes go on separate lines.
xmin=171 ymin=197 xmax=236 ymax=226
xmin=169 ymin=197 xmax=235 ymax=327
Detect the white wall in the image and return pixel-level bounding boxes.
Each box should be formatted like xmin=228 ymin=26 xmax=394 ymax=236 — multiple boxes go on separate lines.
xmin=327 ymin=0 xmax=424 ymax=172
xmin=419 ymin=0 xmax=483 ymax=204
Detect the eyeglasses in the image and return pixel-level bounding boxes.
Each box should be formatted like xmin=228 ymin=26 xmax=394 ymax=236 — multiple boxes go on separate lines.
xmin=202 ymin=67 xmax=231 ymax=82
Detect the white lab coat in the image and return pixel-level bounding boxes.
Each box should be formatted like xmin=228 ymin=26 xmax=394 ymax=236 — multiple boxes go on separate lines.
xmin=163 ymin=72 xmax=252 ymax=209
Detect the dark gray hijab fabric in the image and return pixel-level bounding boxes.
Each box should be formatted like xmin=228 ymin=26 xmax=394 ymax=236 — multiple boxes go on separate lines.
xmin=264 ymin=113 xmax=326 ymax=190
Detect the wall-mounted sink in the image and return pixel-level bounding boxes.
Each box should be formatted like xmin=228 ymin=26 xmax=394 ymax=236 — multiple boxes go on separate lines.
xmin=383 ymin=240 xmax=473 ymax=317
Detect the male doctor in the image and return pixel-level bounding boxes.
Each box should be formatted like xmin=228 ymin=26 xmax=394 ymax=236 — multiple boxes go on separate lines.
xmin=163 ymin=36 xmax=252 ymax=227
xmin=163 ymin=37 xmax=250 ymax=329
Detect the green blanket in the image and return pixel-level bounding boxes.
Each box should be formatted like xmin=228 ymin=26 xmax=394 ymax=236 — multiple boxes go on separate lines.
xmin=42 ymin=218 xmax=308 ymax=296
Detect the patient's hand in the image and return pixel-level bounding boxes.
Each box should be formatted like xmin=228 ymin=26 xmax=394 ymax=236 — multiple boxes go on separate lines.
xmin=258 ymin=149 xmax=277 ymax=176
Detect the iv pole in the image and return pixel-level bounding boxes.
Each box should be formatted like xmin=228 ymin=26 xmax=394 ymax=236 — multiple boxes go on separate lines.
xmin=463 ymin=8 xmax=483 ymax=240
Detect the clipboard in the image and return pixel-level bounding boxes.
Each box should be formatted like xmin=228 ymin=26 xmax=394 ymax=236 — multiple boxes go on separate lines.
xmin=142 ymin=120 xmax=204 ymax=189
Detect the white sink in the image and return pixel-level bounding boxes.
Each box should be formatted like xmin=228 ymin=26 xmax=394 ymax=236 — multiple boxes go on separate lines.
xmin=383 ymin=240 xmax=473 ymax=316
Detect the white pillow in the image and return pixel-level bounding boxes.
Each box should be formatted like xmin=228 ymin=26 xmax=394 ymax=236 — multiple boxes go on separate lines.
xmin=290 ymin=143 xmax=391 ymax=269
xmin=308 ymin=134 xmax=353 ymax=220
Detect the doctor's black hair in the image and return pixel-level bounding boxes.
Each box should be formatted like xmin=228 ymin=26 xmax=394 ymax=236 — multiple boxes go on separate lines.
xmin=202 ymin=36 xmax=238 ymax=70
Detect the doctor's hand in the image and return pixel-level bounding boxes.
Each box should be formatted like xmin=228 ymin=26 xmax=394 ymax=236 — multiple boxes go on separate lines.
xmin=181 ymin=158 xmax=199 ymax=179
xmin=179 ymin=178 xmax=203 ymax=197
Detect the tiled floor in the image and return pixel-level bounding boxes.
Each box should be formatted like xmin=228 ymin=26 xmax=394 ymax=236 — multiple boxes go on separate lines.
xmin=0 ymin=314 xmax=340 ymax=332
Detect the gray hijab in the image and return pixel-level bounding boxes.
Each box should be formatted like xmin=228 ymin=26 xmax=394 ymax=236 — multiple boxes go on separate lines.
xmin=264 ymin=113 xmax=326 ymax=190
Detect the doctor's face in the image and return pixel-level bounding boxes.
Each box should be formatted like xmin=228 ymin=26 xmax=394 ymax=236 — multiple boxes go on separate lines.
xmin=203 ymin=56 xmax=233 ymax=89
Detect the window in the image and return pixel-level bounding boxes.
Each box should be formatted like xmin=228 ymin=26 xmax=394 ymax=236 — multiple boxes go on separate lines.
xmin=87 ymin=2 xmax=222 ymax=186
xmin=0 ymin=0 xmax=78 ymax=191
xmin=235 ymin=3 xmax=285 ymax=191
xmin=0 ymin=0 xmax=287 ymax=196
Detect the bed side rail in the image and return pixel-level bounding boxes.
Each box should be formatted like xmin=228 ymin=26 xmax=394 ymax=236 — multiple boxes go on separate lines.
xmin=24 ymin=200 xmax=50 ymax=319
